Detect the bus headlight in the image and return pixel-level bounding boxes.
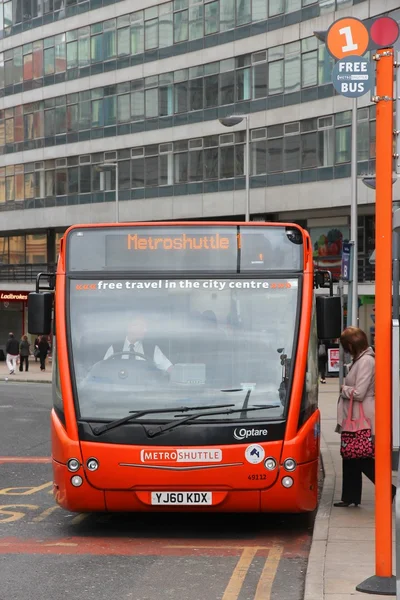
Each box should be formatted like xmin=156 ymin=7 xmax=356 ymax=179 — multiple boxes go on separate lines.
xmin=87 ymin=458 xmax=99 ymax=471
xmin=283 ymin=458 xmax=297 ymax=472
xmin=264 ymin=457 xmax=277 ymax=471
xmin=67 ymin=458 xmax=80 ymax=472
xmin=282 ymin=476 xmax=294 ymax=488
xmin=71 ymin=475 xmax=83 ymax=487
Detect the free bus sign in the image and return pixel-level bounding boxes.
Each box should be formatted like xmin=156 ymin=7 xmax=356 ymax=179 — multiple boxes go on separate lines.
xmin=325 ymin=16 xmax=399 ymax=99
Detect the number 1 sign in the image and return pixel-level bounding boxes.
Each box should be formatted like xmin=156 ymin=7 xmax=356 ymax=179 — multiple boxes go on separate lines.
xmin=326 ymin=17 xmax=369 ymax=60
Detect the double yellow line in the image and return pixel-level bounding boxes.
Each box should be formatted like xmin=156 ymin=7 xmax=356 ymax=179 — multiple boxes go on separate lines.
xmin=222 ymin=545 xmax=283 ymax=600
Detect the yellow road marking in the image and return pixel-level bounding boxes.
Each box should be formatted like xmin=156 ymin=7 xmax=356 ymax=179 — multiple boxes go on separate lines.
xmin=70 ymin=513 xmax=89 ymax=525
xmin=0 ymin=482 xmax=53 ymax=496
xmin=222 ymin=547 xmax=258 ymax=600
xmin=32 ymin=505 xmax=60 ymax=523
xmin=254 ymin=544 xmax=283 ymax=600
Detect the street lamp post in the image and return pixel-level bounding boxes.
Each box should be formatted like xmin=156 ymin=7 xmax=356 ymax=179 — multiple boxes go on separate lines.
xmin=95 ymin=162 xmax=119 ymax=223
xmin=219 ymin=115 xmax=250 ymax=222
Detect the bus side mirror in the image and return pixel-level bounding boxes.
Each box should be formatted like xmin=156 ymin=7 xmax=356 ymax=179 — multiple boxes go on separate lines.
xmin=28 ymin=292 xmax=53 ymax=335
xmin=316 ymin=296 xmax=341 ymax=340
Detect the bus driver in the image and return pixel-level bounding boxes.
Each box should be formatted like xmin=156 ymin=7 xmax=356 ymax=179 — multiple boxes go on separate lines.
xmin=103 ymin=313 xmax=173 ymax=373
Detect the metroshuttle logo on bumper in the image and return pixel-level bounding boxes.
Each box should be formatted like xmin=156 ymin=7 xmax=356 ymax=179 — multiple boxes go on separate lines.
xmin=140 ymin=449 xmax=222 ymax=463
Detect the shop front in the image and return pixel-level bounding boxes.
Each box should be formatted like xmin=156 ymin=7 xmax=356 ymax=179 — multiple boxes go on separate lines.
xmin=0 ymin=291 xmax=30 ymax=359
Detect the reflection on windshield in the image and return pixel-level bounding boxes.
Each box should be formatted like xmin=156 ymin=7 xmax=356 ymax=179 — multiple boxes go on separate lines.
xmin=69 ymin=278 xmax=299 ymax=421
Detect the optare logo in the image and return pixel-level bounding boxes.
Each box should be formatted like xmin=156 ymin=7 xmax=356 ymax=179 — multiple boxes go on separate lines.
xmin=233 ymin=427 xmax=268 ymax=441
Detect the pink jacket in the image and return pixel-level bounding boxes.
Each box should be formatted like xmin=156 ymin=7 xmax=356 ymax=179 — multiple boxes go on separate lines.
xmin=336 ymin=347 xmax=375 ymax=434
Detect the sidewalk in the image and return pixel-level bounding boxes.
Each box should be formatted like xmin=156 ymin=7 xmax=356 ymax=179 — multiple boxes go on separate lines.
xmin=305 ymin=379 xmax=396 ymax=600
xmin=0 ymin=356 xmax=52 ymax=383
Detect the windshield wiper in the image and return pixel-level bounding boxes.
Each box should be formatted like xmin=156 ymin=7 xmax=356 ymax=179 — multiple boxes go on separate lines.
xmin=146 ymin=405 xmax=280 ymax=439
xmin=91 ymin=404 xmax=235 ymax=436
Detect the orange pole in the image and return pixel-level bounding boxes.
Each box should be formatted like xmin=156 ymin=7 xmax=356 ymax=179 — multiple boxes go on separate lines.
xmin=374 ymin=47 xmax=394 ymax=577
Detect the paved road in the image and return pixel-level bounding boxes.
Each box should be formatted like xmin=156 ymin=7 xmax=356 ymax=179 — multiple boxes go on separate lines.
xmin=0 ymin=383 xmax=317 ymax=600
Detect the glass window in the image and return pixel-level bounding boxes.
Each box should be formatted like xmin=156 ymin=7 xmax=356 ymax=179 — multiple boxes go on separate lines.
xmin=318 ymin=128 xmax=334 ymax=167
xmin=80 ymin=164 xmax=91 ymax=193
xmin=220 ymin=71 xmax=235 ymax=105
xmin=269 ymin=0 xmax=284 ymax=16
xmin=236 ymin=67 xmax=251 ymax=101
xmin=24 ymin=113 xmax=34 ymax=139
xmin=56 ymin=168 xmax=67 ymax=195
xmin=189 ymin=5 xmax=203 ymax=40
xmin=104 ymin=96 xmax=116 ymax=126
xmin=220 ymin=0 xmax=235 ymax=30
xmin=131 ymin=19 xmax=144 ymax=54
xmin=301 ymin=132 xmax=317 ymax=168
xmin=79 ymin=101 xmax=91 ymax=130
xmin=145 ymin=18 xmax=158 ymax=49
xmin=252 ymin=0 xmax=267 ymax=20
xmin=145 ymin=88 xmax=158 ymax=118
xmin=369 ymin=120 xmax=376 ymax=159
xmin=174 ymin=10 xmax=188 ymax=43
xmin=67 ymin=104 xmax=79 ymax=132
xmin=91 ymin=34 xmax=103 ymax=63
xmin=45 ymin=170 xmax=55 ymax=197
xmin=302 ymin=51 xmax=317 ymax=88
xmin=252 ymin=140 xmax=266 ymax=175
xmin=318 ymin=44 xmax=333 ymax=85
xmin=131 ymin=157 xmax=144 ymax=188
xmin=357 ymin=120 xmax=369 ymax=162
xmin=284 ymin=135 xmax=300 ymax=171
xmin=44 ymin=47 xmax=55 ymax=75
xmin=205 ymin=1 xmax=218 ymax=35
xmin=335 ymin=127 xmax=351 ymax=163
xmin=55 ymin=105 xmax=66 ymax=135
xmin=160 ymin=11 xmax=174 ymax=46
xmin=67 ymin=41 xmax=78 ymax=69
xmin=205 ymin=74 xmax=219 ymax=108
xmin=220 ymin=145 xmax=234 ymax=178
xmin=159 ymin=84 xmax=174 ymax=116
xmin=253 ymin=63 xmax=267 ymax=98
xmin=118 ymin=27 xmax=130 ymax=56
xmin=24 ymin=172 xmax=35 ymax=199
xmin=68 ymin=166 xmax=79 ymax=194
xmin=174 ymin=81 xmax=188 ymax=113
xmin=9 ymin=236 xmax=25 ymax=263
xmin=269 ymin=61 xmax=283 ymax=95
xmin=175 ymin=151 xmax=188 ymax=182
xmin=267 ymin=137 xmax=283 ymax=172
xmin=117 ymin=94 xmax=130 ymax=122
xmin=236 ymin=0 xmax=251 ymax=25
xmin=131 ymin=90 xmax=144 ymax=121
xmin=44 ymin=109 xmax=55 ymax=136
xmin=189 ymin=149 xmax=203 ymax=181
xmin=144 ymin=156 xmax=158 ymax=186
xmin=91 ymin=99 xmax=104 ymax=128
xmin=189 ymin=78 xmax=203 ymax=111
xmin=55 ymin=34 xmax=66 ymax=74
xmin=285 ymin=43 xmax=300 ymax=94
xmin=104 ymin=29 xmax=116 ymax=60
xmin=286 ymin=0 xmax=300 ymax=12
xmin=159 ymin=153 xmax=174 ymax=185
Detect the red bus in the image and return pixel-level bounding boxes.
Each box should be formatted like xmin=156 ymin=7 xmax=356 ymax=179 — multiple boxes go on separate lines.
xmin=28 ymin=222 xmax=340 ymax=513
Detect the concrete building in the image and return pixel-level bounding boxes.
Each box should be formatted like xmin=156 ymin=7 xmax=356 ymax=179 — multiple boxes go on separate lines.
xmin=0 ymin=0 xmax=398 ymax=343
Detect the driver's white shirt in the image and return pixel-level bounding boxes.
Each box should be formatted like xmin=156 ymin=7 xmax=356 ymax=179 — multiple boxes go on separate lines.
xmin=104 ymin=338 xmax=172 ymax=372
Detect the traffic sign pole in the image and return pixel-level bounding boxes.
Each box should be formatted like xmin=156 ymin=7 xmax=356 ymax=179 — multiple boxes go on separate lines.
xmin=357 ymin=47 xmax=396 ymax=595
xmin=350 ymin=97 xmax=358 ymax=326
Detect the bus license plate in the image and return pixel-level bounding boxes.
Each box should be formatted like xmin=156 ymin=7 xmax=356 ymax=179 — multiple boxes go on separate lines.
xmin=151 ymin=492 xmax=212 ymax=505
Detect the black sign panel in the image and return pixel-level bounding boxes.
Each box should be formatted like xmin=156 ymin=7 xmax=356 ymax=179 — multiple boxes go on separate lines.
xmin=67 ymin=226 xmax=303 ymax=272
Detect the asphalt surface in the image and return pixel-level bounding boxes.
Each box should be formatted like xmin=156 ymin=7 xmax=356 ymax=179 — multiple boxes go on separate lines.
xmin=0 ymin=382 xmax=317 ymax=600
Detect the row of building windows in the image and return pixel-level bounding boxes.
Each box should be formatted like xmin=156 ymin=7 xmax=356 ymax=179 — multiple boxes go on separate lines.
xmin=0 ymin=231 xmax=63 ymax=263
xmin=0 ymin=108 xmax=377 ymax=205
xmin=0 ymin=41 xmax=338 ymax=154
xmin=0 ymin=0 xmax=366 ymax=40
xmin=0 ymin=1 xmax=387 ymax=98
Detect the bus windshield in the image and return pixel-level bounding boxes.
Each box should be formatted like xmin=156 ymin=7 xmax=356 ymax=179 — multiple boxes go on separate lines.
xmin=69 ymin=276 xmax=299 ymax=422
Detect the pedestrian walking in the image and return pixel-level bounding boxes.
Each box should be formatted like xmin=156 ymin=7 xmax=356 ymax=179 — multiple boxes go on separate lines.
xmin=5 ymin=332 xmax=19 ymax=374
xmin=38 ymin=335 xmax=49 ymax=371
xmin=34 ymin=336 xmax=40 ymax=362
xmin=334 ymin=326 xmax=396 ymax=507
xmin=318 ymin=339 xmax=327 ymax=383
xmin=19 ymin=335 xmax=30 ymax=372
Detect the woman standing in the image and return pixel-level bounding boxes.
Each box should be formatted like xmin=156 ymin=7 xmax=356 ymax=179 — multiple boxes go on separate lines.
xmin=38 ymin=335 xmax=49 ymax=372
xmin=19 ymin=335 xmax=30 ymax=372
xmin=334 ymin=326 xmax=395 ymax=507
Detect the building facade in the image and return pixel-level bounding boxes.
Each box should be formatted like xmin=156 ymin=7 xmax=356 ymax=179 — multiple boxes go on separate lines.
xmin=0 ymin=0 xmax=398 ymax=343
